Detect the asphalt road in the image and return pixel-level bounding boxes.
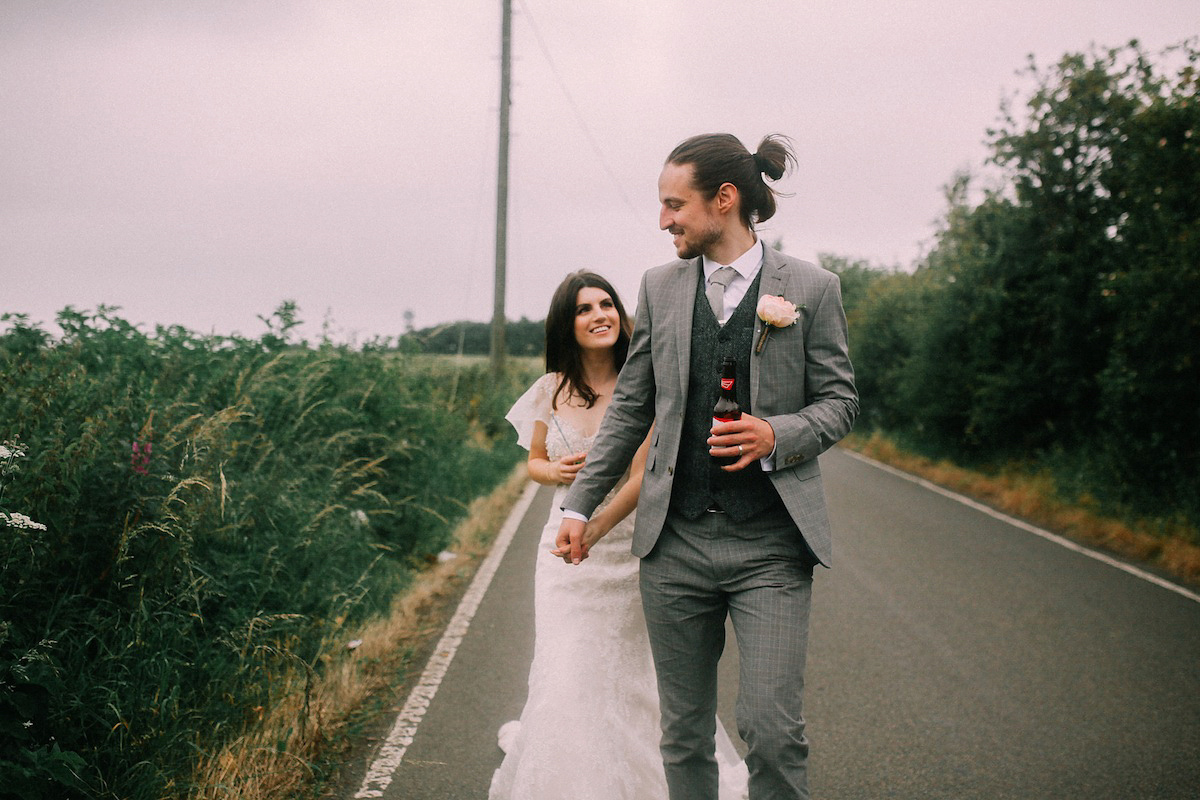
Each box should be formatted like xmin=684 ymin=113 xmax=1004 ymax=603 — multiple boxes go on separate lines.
xmin=347 ymin=447 xmax=1200 ymax=799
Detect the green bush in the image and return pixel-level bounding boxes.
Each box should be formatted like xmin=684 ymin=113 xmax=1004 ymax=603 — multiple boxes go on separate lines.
xmin=0 ymin=306 xmax=535 ymax=799
xmin=839 ymin=41 xmax=1199 ymax=527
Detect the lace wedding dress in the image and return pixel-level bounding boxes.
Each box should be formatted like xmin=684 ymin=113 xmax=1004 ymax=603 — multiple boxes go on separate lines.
xmin=490 ymin=374 xmax=748 ymax=800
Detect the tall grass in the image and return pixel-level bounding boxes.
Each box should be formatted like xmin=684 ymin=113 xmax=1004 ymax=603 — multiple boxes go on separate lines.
xmin=187 ymin=464 xmax=532 ymax=800
xmin=0 ymin=306 xmax=538 ymax=799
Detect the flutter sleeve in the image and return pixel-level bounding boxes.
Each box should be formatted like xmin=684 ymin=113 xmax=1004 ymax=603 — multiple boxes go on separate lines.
xmin=505 ymin=373 xmax=559 ymax=451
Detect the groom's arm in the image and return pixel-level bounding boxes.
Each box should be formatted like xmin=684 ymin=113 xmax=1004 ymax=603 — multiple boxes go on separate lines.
xmin=707 ymin=269 xmax=857 ymax=472
xmin=555 ymin=431 xmax=652 ymax=563
xmin=767 ymin=270 xmax=858 ymax=467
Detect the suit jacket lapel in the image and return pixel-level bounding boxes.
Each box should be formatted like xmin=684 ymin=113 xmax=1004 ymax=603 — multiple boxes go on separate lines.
xmin=673 ymin=259 xmax=700 ymax=397
xmin=752 ymin=246 xmax=788 ymax=405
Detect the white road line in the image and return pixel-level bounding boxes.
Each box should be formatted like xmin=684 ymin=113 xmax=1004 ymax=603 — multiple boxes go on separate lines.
xmin=842 ymin=449 xmax=1200 ymax=605
xmin=353 ymin=481 xmax=540 ymax=798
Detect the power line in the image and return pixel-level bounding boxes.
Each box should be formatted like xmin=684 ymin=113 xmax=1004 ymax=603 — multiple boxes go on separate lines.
xmin=516 ymin=0 xmax=640 ymax=220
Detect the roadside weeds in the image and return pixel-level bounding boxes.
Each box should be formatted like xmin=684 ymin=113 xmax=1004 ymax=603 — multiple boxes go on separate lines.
xmin=187 ymin=465 xmax=531 ymax=800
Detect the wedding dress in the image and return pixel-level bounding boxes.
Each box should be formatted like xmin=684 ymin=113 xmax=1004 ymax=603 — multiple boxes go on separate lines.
xmin=490 ymin=374 xmax=748 ymax=800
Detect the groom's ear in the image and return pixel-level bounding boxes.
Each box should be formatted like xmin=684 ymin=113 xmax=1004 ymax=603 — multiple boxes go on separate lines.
xmin=714 ymin=181 xmax=740 ymax=217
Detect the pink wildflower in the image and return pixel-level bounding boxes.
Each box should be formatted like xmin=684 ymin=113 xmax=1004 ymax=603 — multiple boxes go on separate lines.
xmin=131 ymin=440 xmax=152 ymax=475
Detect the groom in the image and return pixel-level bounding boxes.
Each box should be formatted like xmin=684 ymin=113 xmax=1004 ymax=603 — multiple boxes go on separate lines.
xmin=556 ymin=132 xmax=857 ymax=799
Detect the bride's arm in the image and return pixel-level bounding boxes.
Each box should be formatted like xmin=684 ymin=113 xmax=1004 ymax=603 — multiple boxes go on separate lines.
xmin=527 ymin=420 xmax=586 ymax=486
xmin=580 ymin=425 xmax=652 ymax=548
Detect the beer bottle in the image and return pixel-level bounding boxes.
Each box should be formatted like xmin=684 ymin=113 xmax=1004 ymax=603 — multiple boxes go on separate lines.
xmin=712 ymin=356 xmax=741 ymax=465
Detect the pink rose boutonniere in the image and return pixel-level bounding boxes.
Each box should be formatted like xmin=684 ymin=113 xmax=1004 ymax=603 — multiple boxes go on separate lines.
xmin=755 ymin=295 xmax=802 ymax=354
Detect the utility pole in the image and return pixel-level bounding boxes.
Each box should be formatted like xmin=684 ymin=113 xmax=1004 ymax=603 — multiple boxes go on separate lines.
xmin=490 ymin=0 xmax=512 ymax=381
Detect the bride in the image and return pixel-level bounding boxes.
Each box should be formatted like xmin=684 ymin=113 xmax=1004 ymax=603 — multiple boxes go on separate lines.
xmin=490 ymin=270 xmax=748 ymax=800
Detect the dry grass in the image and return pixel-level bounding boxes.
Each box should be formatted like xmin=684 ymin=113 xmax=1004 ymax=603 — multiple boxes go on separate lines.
xmin=844 ymin=431 xmax=1200 ymax=587
xmin=187 ymin=464 xmax=531 ymax=800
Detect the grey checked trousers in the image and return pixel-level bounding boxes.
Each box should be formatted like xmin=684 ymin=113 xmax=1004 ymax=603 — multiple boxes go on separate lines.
xmin=640 ymin=505 xmax=814 ymax=800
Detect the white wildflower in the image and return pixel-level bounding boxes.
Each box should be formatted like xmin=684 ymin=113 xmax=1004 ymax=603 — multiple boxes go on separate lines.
xmin=0 ymin=441 xmax=27 ymax=460
xmin=351 ymin=509 xmax=369 ymax=526
xmin=0 ymin=512 xmax=47 ymax=531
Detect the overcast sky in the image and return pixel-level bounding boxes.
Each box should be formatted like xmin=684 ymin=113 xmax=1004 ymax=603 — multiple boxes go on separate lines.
xmin=2 ymin=1 xmax=1194 ymax=343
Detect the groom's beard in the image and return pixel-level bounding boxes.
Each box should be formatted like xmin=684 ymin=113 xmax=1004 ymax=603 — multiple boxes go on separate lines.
xmin=673 ymin=221 xmax=723 ymax=260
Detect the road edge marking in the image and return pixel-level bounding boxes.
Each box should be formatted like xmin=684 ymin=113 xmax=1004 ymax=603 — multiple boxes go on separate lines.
xmin=352 ymin=480 xmax=540 ymax=798
xmin=841 ymin=449 xmax=1200 ymax=605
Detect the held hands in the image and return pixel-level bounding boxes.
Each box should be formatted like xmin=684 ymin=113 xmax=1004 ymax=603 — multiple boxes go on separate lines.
xmin=551 ymin=517 xmax=611 ymax=565
xmin=708 ymin=413 xmax=775 ymax=471
xmin=552 ymin=517 xmax=588 ymax=565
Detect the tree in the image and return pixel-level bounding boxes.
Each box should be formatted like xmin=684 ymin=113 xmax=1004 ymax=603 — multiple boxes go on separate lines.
xmin=400 ymin=318 xmax=546 ymax=357
xmin=902 ymin=175 xmax=1057 ymax=455
xmin=1090 ymin=43 xmax=1200 ymax=515
xmin=818 ymin=254 xmax=913 ymax=431
xmin=894 ymin=40 xmax=1199 ymax=518
xmin=846 ymin=268 xmax=929 ymax=432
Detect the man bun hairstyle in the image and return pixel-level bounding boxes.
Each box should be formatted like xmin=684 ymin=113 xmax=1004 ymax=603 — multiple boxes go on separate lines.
xmin=666 ymin=133 xmax=797 ymax=229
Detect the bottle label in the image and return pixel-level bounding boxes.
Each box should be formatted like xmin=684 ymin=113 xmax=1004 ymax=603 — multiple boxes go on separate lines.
xmin=720 ymin=378 xmax=734 ymax=390
xmin=713 ymin=414 xmax=739 ymax=425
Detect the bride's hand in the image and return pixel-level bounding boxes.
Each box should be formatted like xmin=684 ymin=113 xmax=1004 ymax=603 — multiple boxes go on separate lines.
xmin=552 ymin=451 xmax=587 ymax=485
xmin=582 ymin=518 xmax=610 ymax=550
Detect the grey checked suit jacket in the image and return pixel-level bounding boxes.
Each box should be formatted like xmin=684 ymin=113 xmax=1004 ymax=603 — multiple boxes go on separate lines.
xmin=563 ymin=246 xmax=858 ymax=565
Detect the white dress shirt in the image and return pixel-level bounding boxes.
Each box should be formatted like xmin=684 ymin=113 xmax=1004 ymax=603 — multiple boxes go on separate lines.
xmin=704 ymin=237 xmax=765 ymax=324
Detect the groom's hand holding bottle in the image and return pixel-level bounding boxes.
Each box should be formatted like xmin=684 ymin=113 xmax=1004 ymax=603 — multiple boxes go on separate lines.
xmin=708 ymin=413 xmax=776 ymax=471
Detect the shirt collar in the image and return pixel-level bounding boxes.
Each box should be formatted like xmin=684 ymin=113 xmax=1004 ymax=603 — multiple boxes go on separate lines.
xmin=702 ymin=237 xmax=764 ymax=281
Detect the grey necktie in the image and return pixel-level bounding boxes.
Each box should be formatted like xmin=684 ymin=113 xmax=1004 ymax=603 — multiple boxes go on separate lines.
xmin=706 ymin=266 xmax=737 ymax=321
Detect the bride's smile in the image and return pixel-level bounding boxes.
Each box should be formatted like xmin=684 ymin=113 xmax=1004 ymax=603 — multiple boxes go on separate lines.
xmin=574 ymin=286 xmax=621 ymax=350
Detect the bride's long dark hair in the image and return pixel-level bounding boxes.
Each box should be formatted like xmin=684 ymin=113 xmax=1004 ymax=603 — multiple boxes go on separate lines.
xmin=544 ymin=270 xmax=633 ymax=410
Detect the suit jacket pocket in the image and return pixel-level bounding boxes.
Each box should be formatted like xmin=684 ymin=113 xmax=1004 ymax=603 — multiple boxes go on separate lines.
xmin=787 ymin=458 xmax=821 ymax=482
